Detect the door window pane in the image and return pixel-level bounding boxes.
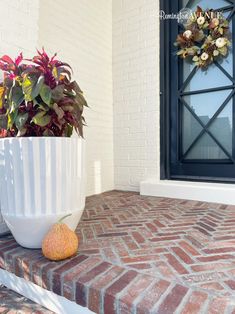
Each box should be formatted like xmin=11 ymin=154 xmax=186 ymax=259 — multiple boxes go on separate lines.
xmin=183 ymin=0 xmax=230 ymax=10
xmin=182 ymin=106 xmax=203 ymax=153
xmin=209 ymin=100 xmax=233 ymax=153
xmin=185 ymin=133 xmax=228 ymax=159
xmin=183 ymin=90 xmax=232 ymax=123
xmin=183 ymin=64 xmax=232 ymax=92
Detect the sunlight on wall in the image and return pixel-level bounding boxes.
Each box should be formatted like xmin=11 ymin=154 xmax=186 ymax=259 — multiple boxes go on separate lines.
xmin=94 ymin=160 xmax=102 ymax=194
xmin=38 ymin=0 xmax=114 ymax=196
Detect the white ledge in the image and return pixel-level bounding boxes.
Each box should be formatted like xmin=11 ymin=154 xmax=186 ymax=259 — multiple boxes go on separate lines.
xmin=0 ymin=269 xmax=94 ymax=314
xmin=140 ymin=179 xmax=235 ymax=205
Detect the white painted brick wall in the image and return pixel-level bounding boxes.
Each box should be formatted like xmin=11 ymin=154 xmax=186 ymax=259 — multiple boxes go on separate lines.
xmin=0 ymin=0 xmax=160 ymax=195
xmin=0 ymin=0 xmax=39 ymax=56
xmin=38 ymin=0 xmax=113 ymax=196
xmin=0 ymin=0 xmax=113 ymax=196
xmin=113 ymin=0 xmax=160 ymax=191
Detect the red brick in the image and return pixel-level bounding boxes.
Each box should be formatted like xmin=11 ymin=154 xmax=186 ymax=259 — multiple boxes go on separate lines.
xmin=146 ymin=223 xmax=158 ymax=232
xmin=79 ymin=249 xmax=99 ymax=254
xmin=104 ymin=270 xmax=138 ymax=314
xmin=97 ymin=232 xmax=128 ymax=237
xmin=31 ymin=256 xmax=51 ymax=286
xmin=215 ymin=236 xmax=235 ymax=241
xmin=155 ymin=261 xmax=176 ymax=279
xmin=157 ymin=284 xmax=188 ymax=314
xmin=193 ymin=226 xmax=211 ymax=236
xmin=158 ymin=231 xmax=186 ymax=236
xmin=88 ymin=266 xmax=125 ymax=313
xmin=179 ymin=240 xmax=200 ymax=256
xmin=171 ymin=247 xmax=194 ymax=264
xmin=136 ymin=279 xmax=170 ymax=314
xmin=207 ymin=240 xmax=235 ymax=249
xmin=121 ymin=255 xmax=160 ymax=264
xmin=150 ymin=236 xmax=180 ymax=242
xmin=14 ymin=250 xmax=43 ymax=281
xmin=63 ymin=256 xmax=103 ymax=283
xmin=0 ymin=239 xmax=16 ymax=249
xmin=201 ymin=218 xmax=217 ymax=227
xmin=119 ymin=274 xmax=155 ymax=314
xmin=197 ymin=222 xmax=215 ymax=232
xmin=224 ymin=280 xmax=235 ymax=290
xmin=200 ymin=282 xmax=224 ymax=292
xmin=0 ymin=243 xmax=20 ymax=267
xmin=191 ymin=262 xmax=233 ymax=272
xmin=76 ymin=261 xmax=111 ymax=306
xmin=52 ymin=255 xmax=88 ymax=295
xmin=123 ymin=237 xmax=139 ymax=250
xmin=129 ymin=263 xmax=151 ymax=270
xmin=197 ymin=254 xmax=235 ymax=262
xmin=102 ymin=247 xmax=119 ymax=263
xmin=153 ymin=220 xmax=165 ymax=228
xmin=181 ymin=290 xmax=208 ymax=314
xmin=207 ymin=296 xmax=229 ymax=314
xmin=41 ymin=260 xmax=66 ymax=290
xmin=165 ymin=254 xmax=189 ymax=275
xmin=132 ymin=231 xmax=145 ymax=244
xmin=203 ymin=247 xmax=235 ymax=254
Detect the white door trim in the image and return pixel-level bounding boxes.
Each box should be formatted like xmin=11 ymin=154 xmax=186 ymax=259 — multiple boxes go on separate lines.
xmin=140 ymin=179 xmax=235 ymax=205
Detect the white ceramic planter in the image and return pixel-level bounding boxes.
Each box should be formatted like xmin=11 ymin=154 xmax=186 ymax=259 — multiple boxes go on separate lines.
xmin=0 ymin=137 xmax=85 ymax=248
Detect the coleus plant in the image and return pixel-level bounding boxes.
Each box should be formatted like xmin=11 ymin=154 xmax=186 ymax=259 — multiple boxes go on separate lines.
xmin=0 ymin=49 xmax=87 ymax=137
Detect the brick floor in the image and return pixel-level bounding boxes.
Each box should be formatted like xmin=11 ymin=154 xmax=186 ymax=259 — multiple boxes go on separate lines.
xmin=1 ymin=191 xmax=235 ymax=313
xmin=0 ymin=285 xmax=53 ymax=313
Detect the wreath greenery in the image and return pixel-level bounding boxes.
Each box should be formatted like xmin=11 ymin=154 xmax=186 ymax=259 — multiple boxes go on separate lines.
xmin=175 ymin=6 xmax=231 ymax=68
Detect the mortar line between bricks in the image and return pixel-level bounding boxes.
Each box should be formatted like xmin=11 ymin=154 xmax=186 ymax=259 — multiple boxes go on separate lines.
xmin=150 ymin=282 xmax=178 ymax=314
xmin=132 ymin=278 xmax=165 ymax=314
xmin=193 ymin=282 xmax=231 ymax=297
xmin=86 ymin=264 xmax=126 ymax=312
xmin=115 ymin=273 xmax=152 ymax=314
xmin=46 ymin=261 xmax=76 ymax=291
xmin=225 ymin=304 xmax=233 ymax=314
xmin=98 ymin=269 xmax=127 ymax=314
xmin=170 ymin=244 xmax=198 ymax=263
xmin=79 ymin=262 xmax=114 ymax=307
xmin=220 ymin=281 xmax=234 ymax=295
xmin=174 ymin=288 xmax=196 ymax=314
xmin=202 ymin=295 xmax=217 ymax=314
xmin=165 ymin=250 xmax=192 ymax=274
xmin=114 ymin=272 xmax=140 ymax=314
xmin=221 ymin=280 xmax=235 ymax=295
xmin=59 ymin=255 xmax=99 ymax=279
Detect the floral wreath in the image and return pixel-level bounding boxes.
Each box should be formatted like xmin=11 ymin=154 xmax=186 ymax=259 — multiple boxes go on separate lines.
xmin=175 ymin=6 xmax=231 ymax=68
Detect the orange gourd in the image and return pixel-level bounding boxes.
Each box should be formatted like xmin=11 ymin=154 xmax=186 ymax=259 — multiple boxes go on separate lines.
xmin=42 ymin=214 xmax=79 ymax=261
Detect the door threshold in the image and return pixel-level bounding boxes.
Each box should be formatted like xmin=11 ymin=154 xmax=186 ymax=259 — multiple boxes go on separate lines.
xmin=140 ymin=179 xmax=235 ymax=205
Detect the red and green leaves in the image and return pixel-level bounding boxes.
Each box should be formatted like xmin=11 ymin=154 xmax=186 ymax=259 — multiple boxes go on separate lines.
xmin=0 ymin=49 xmax=87 ymax=137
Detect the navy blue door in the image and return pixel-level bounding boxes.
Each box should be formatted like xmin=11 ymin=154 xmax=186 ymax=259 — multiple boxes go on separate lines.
xmin=168 ymin=0 xmax=235 ymax=182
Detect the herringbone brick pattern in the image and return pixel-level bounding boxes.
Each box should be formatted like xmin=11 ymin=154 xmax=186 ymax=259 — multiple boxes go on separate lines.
xmin=78 ymin=191 xmax=235 ymax=313
xmin=1 ymin=191 xmax=235 ymax=313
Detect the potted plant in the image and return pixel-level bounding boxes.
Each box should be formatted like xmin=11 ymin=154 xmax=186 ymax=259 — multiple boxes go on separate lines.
xmin=0 ymin=49 xmax=87 ymax=248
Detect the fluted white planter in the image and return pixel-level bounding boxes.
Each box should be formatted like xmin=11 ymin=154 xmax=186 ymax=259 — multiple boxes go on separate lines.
xmin=0 ymin=137 xmax=85 ymax=248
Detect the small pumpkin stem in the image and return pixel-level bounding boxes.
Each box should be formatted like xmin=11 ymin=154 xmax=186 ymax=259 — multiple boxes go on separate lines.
xmin=58 ymin=214 xmax=72 ymax=223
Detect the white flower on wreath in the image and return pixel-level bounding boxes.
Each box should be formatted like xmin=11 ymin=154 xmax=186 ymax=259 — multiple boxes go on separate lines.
xmin=183 ymin=30 xmax=192 ymax=39
xmin=197 ymin=16 xmax=205 ymax=25
xmin=216 ymin=37 xmax=227 ymax=48
xmin=201 ymin=52 xmax=209 ymax=61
